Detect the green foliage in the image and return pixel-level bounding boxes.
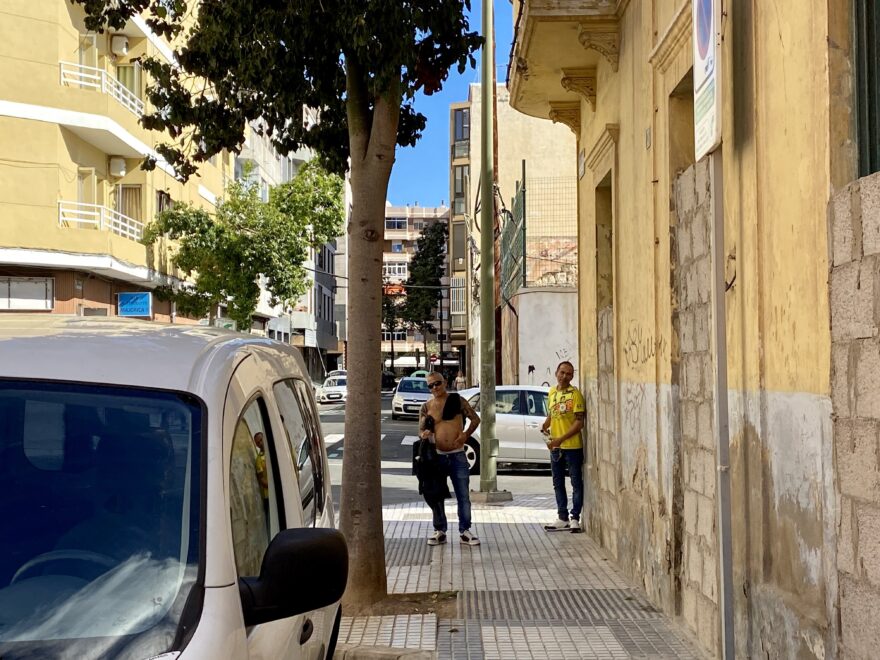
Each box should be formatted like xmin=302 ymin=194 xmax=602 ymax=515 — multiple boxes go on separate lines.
xmin=382 ymin=289 xmax=404 ymax=337
xmin=72 ymin=0 xmax=482 ymax=179
xmin=144 ymin=164 xmax=344 ymax=329
xmin=403 ymin=220 xmax=448 ymax=336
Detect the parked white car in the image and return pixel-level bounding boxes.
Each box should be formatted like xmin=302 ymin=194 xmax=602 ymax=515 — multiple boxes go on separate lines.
xmin=316 ymin=376 xmax=347 ymax=404
xmin=0 ymin=316 xmax=347 ymax=660
xmin=458 ymin=385 xmax=552 ymax=474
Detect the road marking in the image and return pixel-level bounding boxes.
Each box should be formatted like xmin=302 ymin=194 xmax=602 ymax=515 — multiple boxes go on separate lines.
xmin=324 ymin=433 xmax=387 ymax=446
xmin=400 ymin=435 xmax=420 ymax=446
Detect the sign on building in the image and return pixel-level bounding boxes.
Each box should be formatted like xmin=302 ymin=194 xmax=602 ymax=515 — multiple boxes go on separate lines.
xmin=693 ymin=0 xmax=722 ymax=160
xmin=117 ymin=292 xmax=152 ymax=318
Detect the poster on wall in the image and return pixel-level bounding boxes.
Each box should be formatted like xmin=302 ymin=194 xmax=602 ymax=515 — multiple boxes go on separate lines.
xmin=693 ymin=0 xmax=722 ymax=160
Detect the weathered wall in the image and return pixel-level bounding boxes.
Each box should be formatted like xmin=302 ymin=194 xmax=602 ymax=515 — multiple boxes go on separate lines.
xmin=513 ymin=288 xmax=578 ymax=388
xmin=830 ymin=171 xmax=880 ymax=660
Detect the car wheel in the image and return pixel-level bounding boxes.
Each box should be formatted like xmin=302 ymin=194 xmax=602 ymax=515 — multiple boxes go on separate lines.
xmin=465 ymin=438 xmax=480 ymax=475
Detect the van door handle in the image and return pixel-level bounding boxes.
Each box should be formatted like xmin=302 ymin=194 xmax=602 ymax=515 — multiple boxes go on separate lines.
xmin=300 ymin=618 xmax=314 ymax=645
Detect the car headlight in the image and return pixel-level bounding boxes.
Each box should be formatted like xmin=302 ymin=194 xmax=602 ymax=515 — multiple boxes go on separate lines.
xmin=393 ymin=395 xmax=403 ymax=406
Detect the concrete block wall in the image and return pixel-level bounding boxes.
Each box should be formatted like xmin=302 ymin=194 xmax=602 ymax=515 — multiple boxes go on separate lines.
xmin=830 ymin=170 xmax=880 ymax=660
xmin=675 ymin=160 xmax=720 ymax=653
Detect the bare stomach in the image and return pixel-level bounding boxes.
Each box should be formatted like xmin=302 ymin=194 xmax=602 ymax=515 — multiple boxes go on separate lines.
xmin=435 ymin=419 xmax=464 ymax=452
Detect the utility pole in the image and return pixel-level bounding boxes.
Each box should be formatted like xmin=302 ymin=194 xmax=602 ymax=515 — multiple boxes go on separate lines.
xmin=476 ymin=0 xmax=510 ymax=502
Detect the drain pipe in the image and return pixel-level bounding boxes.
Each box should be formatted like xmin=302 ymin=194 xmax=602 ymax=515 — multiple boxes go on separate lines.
xmin=709 ymin=150 xmax=735 ymax=659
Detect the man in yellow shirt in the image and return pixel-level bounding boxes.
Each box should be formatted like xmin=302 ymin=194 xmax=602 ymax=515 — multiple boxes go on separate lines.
xmin=542 ymin=361 xmax=586 ymax=533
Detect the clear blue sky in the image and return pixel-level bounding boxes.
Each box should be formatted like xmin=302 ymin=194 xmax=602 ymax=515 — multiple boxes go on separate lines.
xmin=386 ymin=1 xmax=514 ymax=207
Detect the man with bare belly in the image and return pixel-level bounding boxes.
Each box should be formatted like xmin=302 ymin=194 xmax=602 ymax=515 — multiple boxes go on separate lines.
xmin=419 ymin=371 xmax=481 ymax=546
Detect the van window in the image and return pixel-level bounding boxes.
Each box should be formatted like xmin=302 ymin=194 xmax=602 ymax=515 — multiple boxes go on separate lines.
xmin=273 ymin=380 xmax=324 ymax=525
xmin=229 ymin=398 xmax=279 ymax=577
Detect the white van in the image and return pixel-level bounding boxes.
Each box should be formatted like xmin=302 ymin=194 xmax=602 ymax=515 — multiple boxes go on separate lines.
xmin=0 ymin=316 xmax=347 ymax=660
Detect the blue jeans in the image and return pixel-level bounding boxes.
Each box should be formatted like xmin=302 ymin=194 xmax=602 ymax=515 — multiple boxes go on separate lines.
xmin=551 ymin=448 xmax=584 ymax=521
xmin=430 ymin=452 xmax=473 ymax=533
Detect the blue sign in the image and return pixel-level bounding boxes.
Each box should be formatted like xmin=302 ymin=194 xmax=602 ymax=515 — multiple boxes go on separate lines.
xmin=118 ymin=292 xmax=153 ymax=317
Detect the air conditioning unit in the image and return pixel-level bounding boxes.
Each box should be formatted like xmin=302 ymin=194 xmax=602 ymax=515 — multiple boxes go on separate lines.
xmin=109 ymin=156 xmax=126 ymax=178
xmin=110 ymin=35 xmax=129 ymax=57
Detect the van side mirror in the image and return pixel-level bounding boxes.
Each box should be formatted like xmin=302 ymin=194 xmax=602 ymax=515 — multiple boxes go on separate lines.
xmin=238 ymin=528 xmax=348 ymax=627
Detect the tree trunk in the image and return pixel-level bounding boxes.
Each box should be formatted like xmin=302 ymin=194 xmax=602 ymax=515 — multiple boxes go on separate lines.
xmin=339 ymin=61 xmax=400 ymax=610
xmin=390 ymin=333 xmax=395 ymax=371
xmin=423 ymin=330 xmax=429 ymax=371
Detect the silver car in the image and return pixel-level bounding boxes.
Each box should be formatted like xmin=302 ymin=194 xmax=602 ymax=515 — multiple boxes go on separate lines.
xmin=459 ymin=385 xmax=552 ymax=474
xmin=391 ymin=377 xmax=431 ymax=420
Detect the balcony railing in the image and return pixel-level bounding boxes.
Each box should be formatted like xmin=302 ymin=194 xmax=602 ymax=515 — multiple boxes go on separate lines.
xmin=58 ymin=201 xmax=144 ymax=241
xmin=60 ymin=61 xmax=145 ymax=117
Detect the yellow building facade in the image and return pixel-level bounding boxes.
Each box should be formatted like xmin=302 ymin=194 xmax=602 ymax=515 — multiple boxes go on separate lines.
xmin=0 ymin=1 xmax=231 ymax=319
xmin=511 ymin=0 xmax=873 ymax=657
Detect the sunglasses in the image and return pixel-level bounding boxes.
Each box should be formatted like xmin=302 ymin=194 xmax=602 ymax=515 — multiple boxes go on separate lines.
xmin=427 ymin=381 xmax=444 ymax=389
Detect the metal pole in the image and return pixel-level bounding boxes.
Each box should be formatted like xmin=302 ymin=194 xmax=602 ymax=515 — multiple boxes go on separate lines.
xmin=521 ymin=159 xmax=526 ymax=289
xmin=478 ymin=0 xmax=498 ymax=493
xmin=709 ymin=149 xmax=735 ymax=659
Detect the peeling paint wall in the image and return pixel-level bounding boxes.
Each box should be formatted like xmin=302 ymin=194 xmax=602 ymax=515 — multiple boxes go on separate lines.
xmin=830 ymin=172 xmax=880 ymax=660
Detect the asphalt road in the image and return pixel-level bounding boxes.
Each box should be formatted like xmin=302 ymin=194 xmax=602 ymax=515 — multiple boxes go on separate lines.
xmin=319 ymin=393 xmax=555 ymax=507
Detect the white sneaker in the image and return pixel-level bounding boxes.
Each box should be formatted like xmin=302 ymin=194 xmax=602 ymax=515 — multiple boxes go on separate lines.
xmin=570 ymin=519 xmax=582 ymax=533
xmin=543 ymin=518 xmax=570 ymax=532
xmin=460 ymin=530 xmax=481 ymax=546
xmin=427 ymin=531 xmax=447 ymax=546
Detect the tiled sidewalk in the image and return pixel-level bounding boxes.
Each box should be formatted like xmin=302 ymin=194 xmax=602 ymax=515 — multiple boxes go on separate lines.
xmin=339 ymin=494 xmax=706 ymax=659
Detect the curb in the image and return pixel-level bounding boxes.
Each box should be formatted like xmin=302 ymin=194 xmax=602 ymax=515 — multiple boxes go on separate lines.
xmin=333 ymin=644 xmax=436 ymax=660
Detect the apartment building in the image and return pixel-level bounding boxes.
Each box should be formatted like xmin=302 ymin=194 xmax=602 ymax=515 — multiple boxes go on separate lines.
xmin=0 ymin=2 xmax=231 ymax=319
xmin=381 ymin=204 xmax=452 ymax=373
xmin=448 ymin=83 xmax=577 ymax=387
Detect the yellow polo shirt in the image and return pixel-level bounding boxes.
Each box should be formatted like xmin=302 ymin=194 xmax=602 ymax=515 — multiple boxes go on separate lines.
xmin=548 ymin=385 xmax=585 ymax=450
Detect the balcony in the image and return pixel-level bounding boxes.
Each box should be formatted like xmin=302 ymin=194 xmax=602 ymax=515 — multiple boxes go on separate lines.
xmin=508 ymin=0 xmax=627 ymax=120
xmin=58 ymin=201 xmax=144 ymax=242
xmin=60 ymin=62 xmax=145 ymax=117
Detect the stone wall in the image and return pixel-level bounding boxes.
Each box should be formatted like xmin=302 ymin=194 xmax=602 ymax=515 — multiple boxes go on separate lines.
xmin=830 ymin=170 xmax=880 ymax=660
xmin=674 ymin=160 xmax=720 ymax=653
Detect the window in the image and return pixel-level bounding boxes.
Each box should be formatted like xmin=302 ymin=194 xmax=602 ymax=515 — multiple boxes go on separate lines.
xmin=452 ymin=222 xmax=466 ymax=270
xmin=229 ymin=398 xmax=278 ymax=577
xmin=156 ymin=190 xmax=173 ymax=214
xmin=78 ymin=34 xmax=97 ymax=69
xmin=0 ymin=380 xmax=201 ymax=657
xmin=382 ymin=330 xmax=407 ymax=341
xmin=383 ymin=262 xmax=408 ymax=278
xmin=391 ymin=241 xmax=404 ymax=253
xmin=454 ymin=108 xmax=470 ymax=142
xmin=0 ymin=277 xmax=54 ymax=311
xmin=77 ymin=168 xmax=96 ymax=206
xmin=468 ymin=390 xmax=521 ymax=415
xmin=856 ymin=0 xmax=880 ymax=175
xmin=273 ymin=380 xmax=324 ymax=526
xmin=115 ymin=63 xmax=142 ymax=99
xmin=114 ymin=184 xmax=142 ymax=221
xmin=525 ymin=391 xmax=549 ymax=417
xmin=453 ymin=165 xmax=469 ymax=215
xmin=385 ymin=217 xmax=407 ymax=231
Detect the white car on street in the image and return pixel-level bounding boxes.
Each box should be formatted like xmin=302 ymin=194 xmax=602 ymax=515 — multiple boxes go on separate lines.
xmin=458 ymin=385 xmax=552 ymax=474
xmin=0 ymin=316 xmax=347 ymax=660
xmin=316 ymin=375 xmax=348 ymax=404
xmin=391 ymin=376 xmax=431 ymax=420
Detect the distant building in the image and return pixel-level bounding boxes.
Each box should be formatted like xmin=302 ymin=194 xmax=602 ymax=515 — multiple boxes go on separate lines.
xmin=381 ymin=204 xmax=452 ymax=374
xmin=448 ymin=83 xmax=578 ymax=387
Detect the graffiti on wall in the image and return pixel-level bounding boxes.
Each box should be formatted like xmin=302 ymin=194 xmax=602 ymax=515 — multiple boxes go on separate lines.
xmin=526 ymin=343 xmax=576 ymax=387
xmin=623 ymin=320 xmax=667 ymax=368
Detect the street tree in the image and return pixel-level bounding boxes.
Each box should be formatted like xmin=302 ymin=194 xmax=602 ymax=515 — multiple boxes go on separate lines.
xmin=74 ymin=0 xmax=480 ymax=608
xmin=382 ymin=285 xmax=404 ymax=372
xmin=144 ymin=162 xmax=344 ymax=330
xmin=403 ymin=220 xmax=448 ymax=369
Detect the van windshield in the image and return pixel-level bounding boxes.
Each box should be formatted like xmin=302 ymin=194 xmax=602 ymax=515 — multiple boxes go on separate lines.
xmin=0 ymin=380 xmax=202 ymax=660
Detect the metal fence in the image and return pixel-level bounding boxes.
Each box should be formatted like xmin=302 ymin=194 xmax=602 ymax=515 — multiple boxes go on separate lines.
xmin=501 ymin=171 xmax=578 ymax=301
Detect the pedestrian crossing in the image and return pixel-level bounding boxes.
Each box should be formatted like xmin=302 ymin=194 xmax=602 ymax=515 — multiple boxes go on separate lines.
xmin=323 ymin=433 xmax=420 ymax=446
